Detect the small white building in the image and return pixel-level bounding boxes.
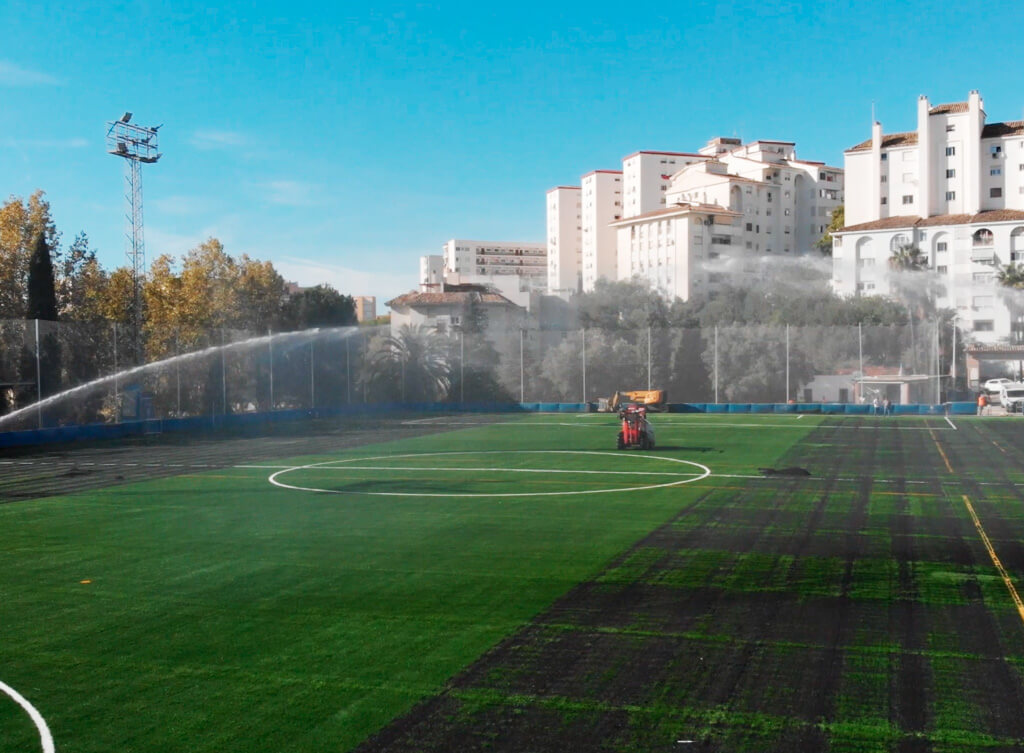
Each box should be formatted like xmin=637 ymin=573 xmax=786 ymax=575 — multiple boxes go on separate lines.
xmin=833 ymin=90 xmax=1024 ymax=341
xmin=419 ymin=255 xmax=444 ymax=288
xmin=386 ymin=284 xmax=526 ymax=342
xmin=546 ymin=186 xmax=582 ymax=298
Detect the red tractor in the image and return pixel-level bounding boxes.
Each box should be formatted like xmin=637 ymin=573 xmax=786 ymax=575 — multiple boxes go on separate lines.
xmin=617 ymin=405 xmax=656 ymax=450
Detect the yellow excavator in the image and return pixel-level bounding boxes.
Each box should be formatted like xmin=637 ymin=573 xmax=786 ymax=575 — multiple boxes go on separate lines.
xmin=602 ymin=390 xmax=667 ymax=412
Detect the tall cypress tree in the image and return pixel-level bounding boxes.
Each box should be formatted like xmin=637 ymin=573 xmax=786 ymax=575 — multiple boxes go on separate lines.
xmin=26 ymin=231 xmax=58 ymax=321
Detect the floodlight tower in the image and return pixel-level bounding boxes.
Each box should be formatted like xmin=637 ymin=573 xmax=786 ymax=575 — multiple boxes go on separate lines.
xmin=106 ymin=112 xmax=162 ymax=362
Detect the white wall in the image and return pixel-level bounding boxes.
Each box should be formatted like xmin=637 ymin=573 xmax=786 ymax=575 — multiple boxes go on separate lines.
xmin=581 ymin=171 xmax=622 ymax=291
xmin=546 ymin=187 xmax=582 ymax=296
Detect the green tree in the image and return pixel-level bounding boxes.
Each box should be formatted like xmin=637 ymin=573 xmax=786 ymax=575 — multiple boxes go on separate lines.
xmin=701 ymin=324 xmax=814 ymax=403
xmin=361 ymin=325 xmax=451 ymax=402
xmin=281 ymin=284 xmax=356 ymax=331
xmin=26 ymin=232 xmax=58 ymax=321
xmin=997 ymin=262 xmax=1024 ymax=290
xmin=815 ymin=205 xmax=844 ymax=255
xmin=888 ymin=244 xmax=927 ymax=272
xmin=0 ymin=191 xmax=60 ymax=318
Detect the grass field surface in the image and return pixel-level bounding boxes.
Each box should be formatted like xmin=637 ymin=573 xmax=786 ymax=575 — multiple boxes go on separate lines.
xmin=2 ymin=413 xmax=1024 ymax=752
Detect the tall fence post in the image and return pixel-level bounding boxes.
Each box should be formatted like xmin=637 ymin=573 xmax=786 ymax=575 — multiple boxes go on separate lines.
xmin=34 ymin=319 xmax=41 ymax=429
xmin=714 ymin=325 xmax=719 ymax=404
xmin=581 ymin=328 xmax=587 ymax=404
xmin=268 ymin=329 xmax=274 ymax=411
xmin=858 ymin=322 xmax=864 ymax=402
xmin=345 ymin=333 xmax=352 ymax=405
xmin=951 ymin=320 xmax=958 ymax=392
xmin=175 ymin=332 xmax=181 ymax=417
xmin=113 ymin=323 xmax=120 ymax=422
xmin=519 ymin=329 xmax=525 ymax=403
xmin=647 ymin=326 xmax=652 ymax=391
xmin=309 ymin=339 xmax=315 ymax=410
xmin=460 ymin=330 xmax=465 ymax=404
xmin=785 ymin=324 xmax=790 ymax=403
xmin=221 ymin=328 xmax=227 ymax=417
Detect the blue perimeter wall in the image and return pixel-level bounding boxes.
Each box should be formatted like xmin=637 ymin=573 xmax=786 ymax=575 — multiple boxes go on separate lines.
xmin=0 ymin=401 xmax=978 ymax=450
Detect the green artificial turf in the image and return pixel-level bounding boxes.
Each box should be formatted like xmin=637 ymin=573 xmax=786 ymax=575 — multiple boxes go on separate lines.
xmin=0 ymin=414 xmax=810 ymax=753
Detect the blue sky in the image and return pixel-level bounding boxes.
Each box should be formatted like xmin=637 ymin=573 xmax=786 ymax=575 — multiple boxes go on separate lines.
xmin=1 ymin=0 xmax=1022 ymax=308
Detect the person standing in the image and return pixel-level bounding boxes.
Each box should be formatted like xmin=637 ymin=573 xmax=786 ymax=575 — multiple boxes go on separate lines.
xmin=883 ymin=397 xmax=891 ymax=416
xmin=978 ymin=392 xmax=988 ymax=416
xmin=872 ymin=397 xmax=880 ymax=415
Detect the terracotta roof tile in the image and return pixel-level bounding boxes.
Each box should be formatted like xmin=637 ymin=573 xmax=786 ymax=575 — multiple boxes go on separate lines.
xmin=929 ymin=102 xmax=969 ymax=115
xmin=387 ymin=291 xmax=519 ymax=309
xmin=609 ymin=202 xmax=741 ymax=225
xmin=982 ymin=120 xmax=1024 ymax=138
xmin=838 ymin=210 xmax=1024 ymax=234
xmin=846 ymin=131 xmax=918 ymax=153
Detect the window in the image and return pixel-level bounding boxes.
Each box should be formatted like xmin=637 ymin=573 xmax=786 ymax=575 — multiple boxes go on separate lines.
xmin=973 ymin=229 xmax=994 ymax=246
xmin=937 ymin=241 xmax=948 ymax=252
xmin=946 ymin=191 xmax=956 ymax=200
xmin=881 ymin=153 xmax=888 ymax=161
xmin=991 ymin=188 xmax=1003 ymax=198
xmin=992 ymin=145 xmax=1003 ymax=157
xmin=946 ymin=146 xmax=956 ymax=156
xmin=991 ymin=168 xmax=1002 ymax=176
xmin=767 ymin=192 xmax=773 ymax=202
xmin=881 ymin=175 xmax=888 ymax=183
xmin=937 ymin=265 xmax=948 ymax=274
xmin=745 ymin=222 xmax=753 ymax=231
xmin=784 ymin=208 xmax=791 ymax=216
xmin=834 ymin=237 xmax=842 ymax=248
xmin=902 ymin=195 xmax=914 ymax=205
xmin=881 ymin=197 xmax=888 ymax=205
xmin=974 ymin=321 xmax=994 ymax=332
xmin=946 ymin=169 xmax=956 ymax=178
xmin=946 ymin=124 xmax=956 ymax=132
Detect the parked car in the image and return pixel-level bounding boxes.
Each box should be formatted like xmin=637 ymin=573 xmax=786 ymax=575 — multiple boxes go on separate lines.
xmin=984 ymin=378 xmax=1013 ymax=399
xmin=999 ymin=383 xmax=1024 ymax=413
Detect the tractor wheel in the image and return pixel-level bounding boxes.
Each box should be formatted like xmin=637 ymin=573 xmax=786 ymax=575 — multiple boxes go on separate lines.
xmin=640 ymin=434 xmax=650 ymax=450
xmin=617 ymin=432 xmax=625 ymax=450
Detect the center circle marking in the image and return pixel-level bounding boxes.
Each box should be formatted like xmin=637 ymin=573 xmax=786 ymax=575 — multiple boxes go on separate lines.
xmin=268 ymin=450 xmax=712 ymax=498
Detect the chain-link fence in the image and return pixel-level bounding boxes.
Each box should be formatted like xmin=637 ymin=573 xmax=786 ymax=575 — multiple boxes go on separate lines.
xmin=0 ymin=318 xmax=967 ymax=432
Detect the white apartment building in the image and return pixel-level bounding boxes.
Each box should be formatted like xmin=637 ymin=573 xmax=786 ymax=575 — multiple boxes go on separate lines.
xmin=622 ymin=151 xmax=706 ymax=219
xmin=419 ymin=254 xmax=445 ymax=288
xmin=546 ymin=186 xmax=582 ymax=297
xmin=833 ymin=90 xmax=1024 ymax=341
xmin=580 ymin=170 xmax=622 ymax=291
xmin=441 ymin=239 xmax=547 ymax=289
xmin=612 ymin=137 xmax=843 ymax=301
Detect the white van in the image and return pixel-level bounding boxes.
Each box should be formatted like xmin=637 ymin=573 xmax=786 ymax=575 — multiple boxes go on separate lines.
xmin=998 ymin=383 xmax=1024 ymax=413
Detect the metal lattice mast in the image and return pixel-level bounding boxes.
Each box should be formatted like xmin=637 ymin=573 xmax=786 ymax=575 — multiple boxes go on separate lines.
xmin=106 ymin=113 xmax=161 ymax=362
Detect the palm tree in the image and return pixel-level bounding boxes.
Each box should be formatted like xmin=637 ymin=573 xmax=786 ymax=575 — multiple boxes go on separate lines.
xmin=888 ymin=244 xmax=927 ymax=272
xmin=997 ymin=261 xmax=1024 ymax=289
xmin=364 ymin=324 xmax=451 ymax=402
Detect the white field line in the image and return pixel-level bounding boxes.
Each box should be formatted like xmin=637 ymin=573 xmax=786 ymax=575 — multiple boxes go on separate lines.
xmin=0 ymin=681 xmax=54 ymax=753
xmin=398 ymin=419 xmax=955 ymax=431
xmin=284 ymin=464 xmax=703 ymax=477
xmin=945 ymin=415 xmax=958 ymax=430
xmin=268 ymin=451 xmax=711 ymax=498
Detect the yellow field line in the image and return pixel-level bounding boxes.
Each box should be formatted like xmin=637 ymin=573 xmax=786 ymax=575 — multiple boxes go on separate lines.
xmin=928 ymin=426 xmax=954 ymax=473
xmin=961 ymin=494 xmax=1024 ymax=626
xmin=992 ymin=440 xmax=1009 ymax=455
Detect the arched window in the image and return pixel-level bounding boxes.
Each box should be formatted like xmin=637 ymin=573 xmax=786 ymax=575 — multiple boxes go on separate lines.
xmin=973 ymin=228 xmax=994 ymax=247
xmin=1011 ymin=227 xmax=1024 ymax=261
xmin=890 ymin=233 xmax=910 ymax=252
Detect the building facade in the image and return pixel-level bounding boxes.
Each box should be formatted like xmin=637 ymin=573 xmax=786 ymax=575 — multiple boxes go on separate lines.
xmin=833 ymin=91 xmax=1024 ymax=341
xmin=611 ymin=137 xmax=843 ymax=301
xmin=580 ymin=170 xmax=622 ymax=291
xmin=441 ymin=239 xmax=547 ymax=288
xmin=546 ymin=186 xmax=582 ymax=297
xmin=353 ymin=296 xmax=376 ymax=323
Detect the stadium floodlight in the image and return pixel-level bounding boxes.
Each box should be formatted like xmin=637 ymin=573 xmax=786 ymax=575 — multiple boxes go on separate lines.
xmin=106 ymin=115 xmax=162 ymax=363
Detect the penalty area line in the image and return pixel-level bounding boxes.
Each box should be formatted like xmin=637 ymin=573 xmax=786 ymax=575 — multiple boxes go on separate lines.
xmin=0 ymin=681 xmax=54 ymax=753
